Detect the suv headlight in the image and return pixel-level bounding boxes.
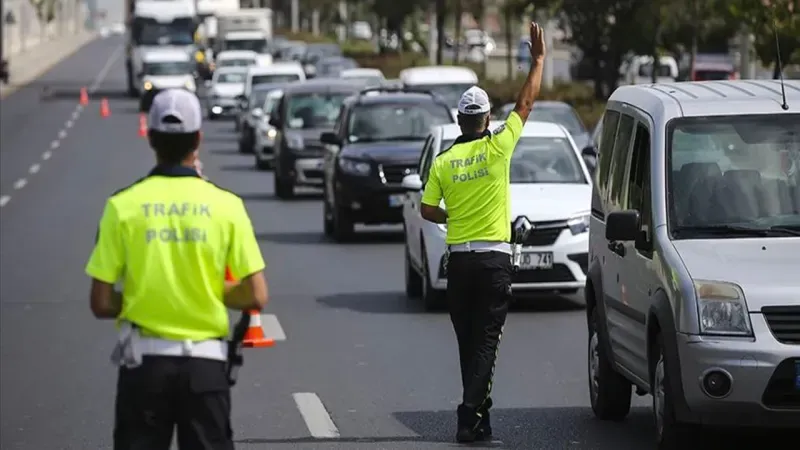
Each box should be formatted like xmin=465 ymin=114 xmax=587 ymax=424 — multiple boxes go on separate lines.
xmin=338 ymin=158 xmax=371 ymax=176
xmin=694 ymin=280 xmax=752 ymax=336
xmin=567 ymin=212 xmax=590 ymax=234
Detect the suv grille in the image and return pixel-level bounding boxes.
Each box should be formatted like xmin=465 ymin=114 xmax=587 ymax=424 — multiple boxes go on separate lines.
xmin=763 ymin=306 xmax=800 ymax=345
xmin=380 ymin=164 xmax=416 ymax=184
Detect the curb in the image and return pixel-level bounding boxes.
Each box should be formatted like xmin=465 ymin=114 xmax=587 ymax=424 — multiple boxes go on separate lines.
xmin=0 ymin=32 xmax=99 ymax=100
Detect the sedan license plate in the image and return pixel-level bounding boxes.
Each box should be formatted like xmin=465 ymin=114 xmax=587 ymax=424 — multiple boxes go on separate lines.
xmin=795 ymin=360 xmax=800 ymax=390
xmin=388 ymin=194 xmax=405 ymax=207
xmin=521 ymin=252 xmax=553 ymax=270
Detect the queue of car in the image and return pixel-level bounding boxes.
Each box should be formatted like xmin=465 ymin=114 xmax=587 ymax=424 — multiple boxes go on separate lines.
xmin=198 ymin=33 xmax=800 ymax=447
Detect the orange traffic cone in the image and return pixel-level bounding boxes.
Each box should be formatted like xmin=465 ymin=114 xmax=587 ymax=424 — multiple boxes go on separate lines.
xmin=243 ymin=310 xmax=274 ymax=348
xmin=138 ymin=114 xmax=147 ymax=137
xmin=100 ymin=98 xmax=110 ymax=118
xmin=79 ymin=87 xmax=88 ymax=106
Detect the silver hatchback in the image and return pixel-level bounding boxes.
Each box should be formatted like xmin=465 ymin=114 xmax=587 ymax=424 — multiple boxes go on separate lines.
xmin=585 ymin=79 xmax=800 ymax=448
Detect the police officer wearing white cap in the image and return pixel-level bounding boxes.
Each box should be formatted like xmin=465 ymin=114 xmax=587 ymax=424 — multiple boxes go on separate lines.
xmin=85 ymin=88 xmax=268 ymax=449
xmin=419 ymin=23 xmax=547 ymax=443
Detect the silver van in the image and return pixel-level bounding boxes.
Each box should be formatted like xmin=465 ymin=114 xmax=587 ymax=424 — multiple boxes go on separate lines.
xmin=585 ymin=79 xmax=800 ymax=448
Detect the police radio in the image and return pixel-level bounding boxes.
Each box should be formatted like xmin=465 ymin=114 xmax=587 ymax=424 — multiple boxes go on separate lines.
xmin=511 ymin=216 xmax=534 ymax=272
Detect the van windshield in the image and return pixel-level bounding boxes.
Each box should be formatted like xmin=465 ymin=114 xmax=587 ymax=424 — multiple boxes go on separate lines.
xmin=669 ymin=114 xmax=800 ymax=237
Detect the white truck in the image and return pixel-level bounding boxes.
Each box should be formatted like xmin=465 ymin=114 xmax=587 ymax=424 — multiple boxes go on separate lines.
xmin=216 ymin=9 xmax=273 ymax=57
xmin=125 ymin=0 xmax=198 ymax=97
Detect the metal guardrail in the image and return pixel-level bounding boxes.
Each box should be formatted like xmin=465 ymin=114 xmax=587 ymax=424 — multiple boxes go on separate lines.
xmin=2 ymin=0 xmax=86 ymax=60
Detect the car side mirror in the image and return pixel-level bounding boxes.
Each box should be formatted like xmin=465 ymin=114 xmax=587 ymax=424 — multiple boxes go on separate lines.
xmin=605 ymin=210 xmax=640 ymax=241
xmin=401 ymin=173 xmax=422 ymax=191
xmin=268 ymin=116 xmax=281 ymax=128
xmin=320 ymin=131 xmax=340 ymax=146
xmin=581 ymin=145 xmax=597 ymax=157
xmin=251 ymin=108 xmax=263 ymax=117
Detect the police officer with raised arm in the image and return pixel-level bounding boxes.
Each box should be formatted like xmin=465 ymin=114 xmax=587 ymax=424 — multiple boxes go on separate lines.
xmin=85 ymin=89 xmax=268 ymax=450
xmin=419 ymin=22 xmax=546 ymax=443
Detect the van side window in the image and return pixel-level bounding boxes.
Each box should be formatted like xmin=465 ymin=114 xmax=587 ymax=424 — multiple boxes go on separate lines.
xmin=596 ymin=111 xmax=620 ymax=192
xmin=626 ymin=123 xmax=652 ymax=251
xmin=608 ymin=114 xmax=635 ymax=210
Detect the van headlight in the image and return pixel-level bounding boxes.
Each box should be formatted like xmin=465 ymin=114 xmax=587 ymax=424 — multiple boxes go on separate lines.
xmin=694 ymin=280 xmax=752 ymax=336
xmin=338 ymin=158 xmax=371 ymax=176
xmin=567 ymin=212 xmax=590 ymax=234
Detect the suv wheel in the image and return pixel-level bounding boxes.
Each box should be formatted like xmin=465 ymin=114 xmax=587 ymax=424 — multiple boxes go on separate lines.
xmin=653 ymin=334 xmax=694 ymax=449
xmin=331 ymin=202 xmax=354 ymax=242
xmin=420 ymin=241 xmax=444 ymax=310
xmin=588 ymin=307 xmax=632 ymax=420
xmin=404 ymin=242 xmax=422 ymax=298
xmin=274 ymin=172 xmax=294 ymax=199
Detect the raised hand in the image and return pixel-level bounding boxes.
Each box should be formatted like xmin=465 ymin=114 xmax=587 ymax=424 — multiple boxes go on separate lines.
xmin=527 ymin=22 xmax=546 ymax=61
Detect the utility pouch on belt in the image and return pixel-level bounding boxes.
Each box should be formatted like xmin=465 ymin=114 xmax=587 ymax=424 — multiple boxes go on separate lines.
xmin=226 ymin=311 xmax=251 ymax=386
xmin=111 ymin=321 xmax=144 ymax=369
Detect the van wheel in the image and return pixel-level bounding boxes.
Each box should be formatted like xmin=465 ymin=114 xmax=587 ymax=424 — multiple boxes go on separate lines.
xmin=404 ymin=243 xmax=422 ymax=298
xmin=653 ymin=334 xmax=694 ymax=449
xmin=588 ymin=307 xmax=632 ymax=420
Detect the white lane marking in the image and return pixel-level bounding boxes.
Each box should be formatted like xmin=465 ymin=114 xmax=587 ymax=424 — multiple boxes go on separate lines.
xmin=65 ymin=120 xmax=73 ymax=128
xmin=29 ymin=164 xmax=40 ymax=174
xmin=76 ymin=104 xmax=84 ymax=112
xmin=58 ymin=130 xmax=67 ymax=139
xmin=42 ymin=151 xmax=52 ymax=160
xmin=13 ymin=179 xmax=27 ymax=190
xmin=0 ymin=195 xmax=9 ymax=207
xmin=72 ymin=110 xmax=80 ymax=120
xmin=260 ymin=314 xmax=286 ymax=341
xmin=89 ymin=44 xmax=124 ymax=92
xmin=51 ymin=140 xmax=60 ymax=149
xmin=292 ymin=393 xmax=340 ymax=439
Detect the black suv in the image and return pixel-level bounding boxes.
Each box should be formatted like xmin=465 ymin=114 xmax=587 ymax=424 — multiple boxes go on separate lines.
xmin=268 ymin=79 xmax=367 ymax=198
xmin=320 ymin=87 xmax=455 ymax=240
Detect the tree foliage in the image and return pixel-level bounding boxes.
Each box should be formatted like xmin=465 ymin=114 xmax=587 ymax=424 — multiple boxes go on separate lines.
xmin=727 ymin=0 xmax=800 ymax=76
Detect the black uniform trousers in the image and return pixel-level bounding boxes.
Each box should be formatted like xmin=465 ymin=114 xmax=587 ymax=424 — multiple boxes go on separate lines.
xmin=446 ymin=250 xmax=512 ymax=430
xmin=114 ymin=355 xmax=234 ymax=450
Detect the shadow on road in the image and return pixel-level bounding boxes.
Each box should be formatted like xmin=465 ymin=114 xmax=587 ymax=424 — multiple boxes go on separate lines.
xmin=393 ymin=406 xmax=653 ymax=449
xmin=317 ymin=291 xmax=423 ymax=314
xmin=512 ymin=292 xmax=585 ymax=312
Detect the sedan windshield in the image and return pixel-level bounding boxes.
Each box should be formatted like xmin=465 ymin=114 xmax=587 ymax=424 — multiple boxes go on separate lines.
xmin=143 ymin=61 xmax=193 ymax=76
xmin=216 ymin=72 xmax=246 ymax=83
xmin=498 ymin=103 xmax=586 ymax=135
xmin=406 ymin=83 xmax=474 ymax=109
xmin=252 ymin=74 xmax=301 ymax=86
xmin=286 ymin=92 xmax=352 ymax=129
xmin=218 ymin=58 xmax=255 ymax=68
xmin=669 ymin=114 xmax=800 ymax=236
xmin=348 ymin=103 xmax=453 ymax=142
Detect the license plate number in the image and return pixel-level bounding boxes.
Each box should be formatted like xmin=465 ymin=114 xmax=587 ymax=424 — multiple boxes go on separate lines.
xmin=795 ymin=360 xmax=800 ymax=390
xmin=521 ymin=252 xmax=553 ymax=270
xmin=388 ymin=194 xmax=405 ymax=207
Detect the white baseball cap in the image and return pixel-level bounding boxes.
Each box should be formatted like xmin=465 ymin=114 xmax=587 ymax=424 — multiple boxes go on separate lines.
xmin=148 ymin=89 xmax=202 ymax=133
xmin=457 ymin=86 xmax=491 ymax=115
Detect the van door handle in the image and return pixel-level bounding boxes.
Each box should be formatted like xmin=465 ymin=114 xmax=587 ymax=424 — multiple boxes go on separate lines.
xmin=608 ymin=241 xmax=626 ymax=257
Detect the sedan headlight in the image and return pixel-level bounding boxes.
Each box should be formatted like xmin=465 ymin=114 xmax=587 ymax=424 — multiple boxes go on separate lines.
xmin=694 ymin=280 xmax=752 ymax=336
xmin=143 ymin=81 xmax=153 ymax=91
xmin=286 ymin=134 xmax=304 ymax=150
xmin=567 ymin=212 xmax=590 ymax=235
xmin=338 ymin=158 xmax=371 ymax=176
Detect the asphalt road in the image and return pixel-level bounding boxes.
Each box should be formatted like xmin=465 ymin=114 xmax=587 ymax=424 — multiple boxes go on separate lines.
xmin=0 ymin=36 xmax=793 ymax=450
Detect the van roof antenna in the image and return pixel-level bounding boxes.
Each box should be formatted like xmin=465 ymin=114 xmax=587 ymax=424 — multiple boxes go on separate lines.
xmin=772 ymin=14 xmax=789 ymax=110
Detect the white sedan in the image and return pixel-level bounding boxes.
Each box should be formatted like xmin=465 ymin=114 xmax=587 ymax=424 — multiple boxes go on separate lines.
xmin=254 ymin=89 xmax=284 ymax=170
xmin=401 ymin=121 xmax=593 ymax=309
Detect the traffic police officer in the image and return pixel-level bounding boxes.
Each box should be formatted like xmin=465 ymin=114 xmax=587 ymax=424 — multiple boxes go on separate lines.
xmin=419 ymin=22 xmax=546 ymax=443
xmin=85 ymin=89 xmax=269 ymax=450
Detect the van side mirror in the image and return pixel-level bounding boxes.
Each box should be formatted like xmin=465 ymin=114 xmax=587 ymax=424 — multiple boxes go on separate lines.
xmin=320 ymin=131 xmax=340 ymax=146
xmin=401 ymin=173 xmax=423 ymax=191
xmin=582 ymin=145 xmax=597 ymax=157
xmin=605 ymin=210 xmax=640 ymax=241
xmin=268 ymin=116 xmax=281 ymax=128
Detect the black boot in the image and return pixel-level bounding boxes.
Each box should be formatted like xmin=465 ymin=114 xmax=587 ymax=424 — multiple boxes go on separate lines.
xmin=455 ymin=405 xmax=480 ymax=443
xmin=476 ymin=410 xmax=492 ymax=441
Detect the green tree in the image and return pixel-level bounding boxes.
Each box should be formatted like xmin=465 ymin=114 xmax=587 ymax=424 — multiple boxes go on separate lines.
xmin=728 ymin=0 xmax=800 ymax=78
